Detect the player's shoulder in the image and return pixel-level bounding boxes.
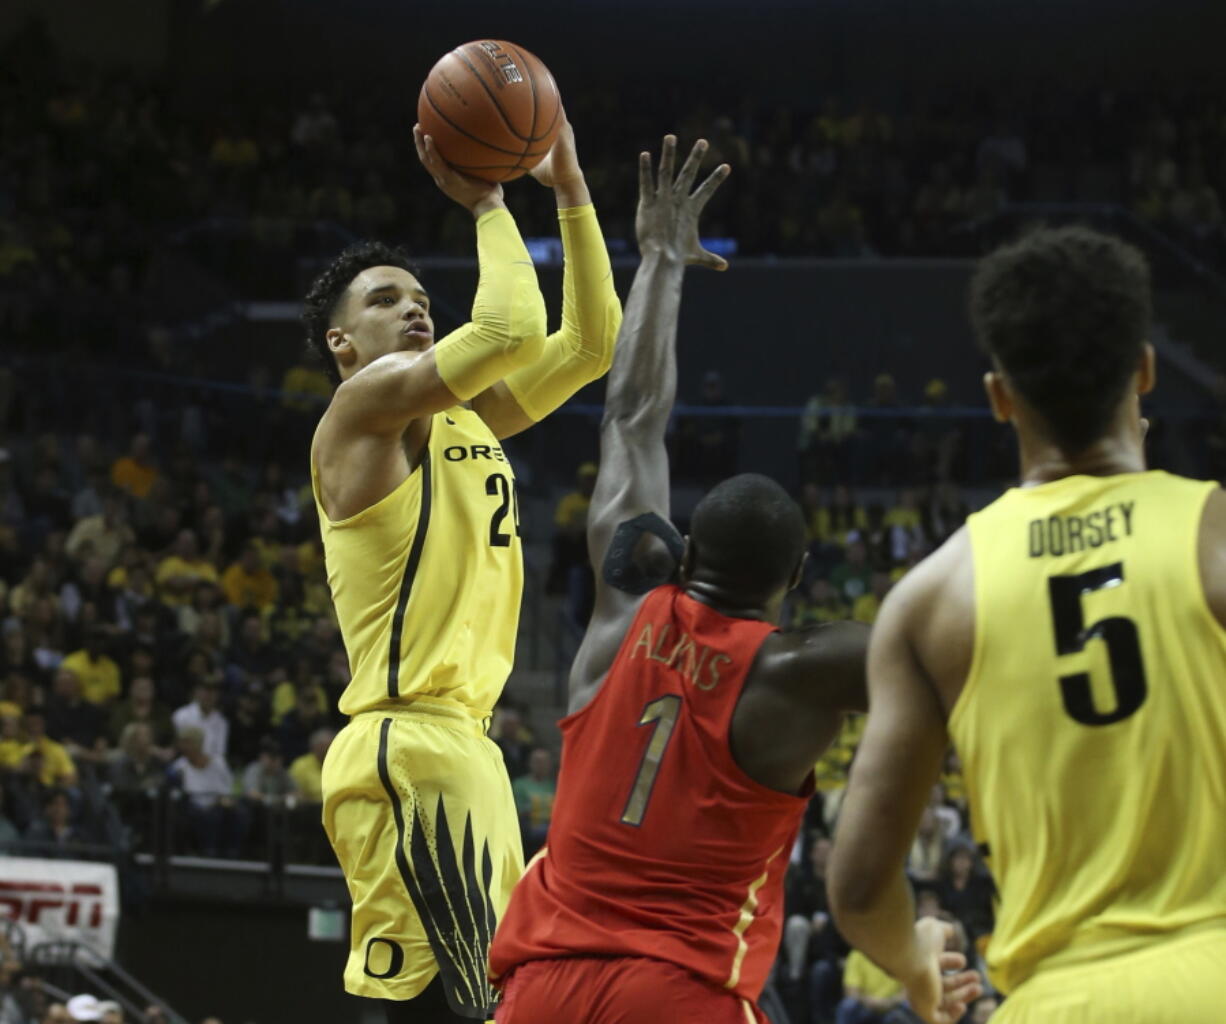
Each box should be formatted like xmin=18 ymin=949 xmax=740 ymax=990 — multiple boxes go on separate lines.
xmin=756 ymin=619 xmax=872 ymax=714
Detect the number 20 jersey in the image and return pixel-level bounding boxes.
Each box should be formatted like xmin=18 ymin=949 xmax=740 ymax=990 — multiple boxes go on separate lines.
xmin=953 ymin=470 xmax=1226 ymax=994
xmin=312 ymin=407 xmax=522 ymax=718
xmin=489 ymin=585 xmax=810 ymax=1001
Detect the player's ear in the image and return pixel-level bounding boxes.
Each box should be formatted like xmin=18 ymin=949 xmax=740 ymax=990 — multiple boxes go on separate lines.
xmin=1136 ymin=343 xmax=1156 ymax=396
xmin=789 ymin=551 xmax=808 ymax=593
xmin=983 ymin=370 xmax=1011 ymax=424
xmin=327 ymin=327 xmax=356 ymax=368
xmin=679 ymin=537 xmax=695 ymax=583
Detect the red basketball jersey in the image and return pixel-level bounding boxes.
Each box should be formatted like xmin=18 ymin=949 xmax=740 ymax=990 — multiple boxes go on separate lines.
xmin=490 ymin=585 xmax=811 ymax=1002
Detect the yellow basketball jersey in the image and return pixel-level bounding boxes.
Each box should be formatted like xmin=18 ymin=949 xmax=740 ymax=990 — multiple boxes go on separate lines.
xmin=312 ymin=407 xmax=523 ymax=718
xmin=951 ymin=470 xmax=1226 ymax=994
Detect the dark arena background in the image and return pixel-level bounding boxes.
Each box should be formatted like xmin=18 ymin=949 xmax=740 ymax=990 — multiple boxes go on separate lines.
xmin=1 ymin=0 xmax=1225 ymax=1021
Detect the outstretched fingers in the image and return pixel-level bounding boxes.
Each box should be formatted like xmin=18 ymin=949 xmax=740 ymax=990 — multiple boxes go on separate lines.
xmin=656 ymin=134 xmax=677 ymax=194
xmin=691 ymin=162 xmax=731 ymax=209
xmin=673 ymin=138 xmax=709 ymax=195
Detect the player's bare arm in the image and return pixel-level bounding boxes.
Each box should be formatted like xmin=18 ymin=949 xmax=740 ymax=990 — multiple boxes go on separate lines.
xmin=827 ymin=535 xmax=981 ymax=1024
xmin=567 ymin=136 xmax=730 ymax=713
xmin=1200 ymin=487 xmax=1226 ymax=627
xmin=313 ymin=127 xmax=547 ymax=521
xmin=473 ymin=117 xmax=624 ymax=440
xmin=729 ymin=619 xmax=870 ymax=794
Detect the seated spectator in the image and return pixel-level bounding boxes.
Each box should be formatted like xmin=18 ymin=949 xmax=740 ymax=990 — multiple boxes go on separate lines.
xmin=798 ymin=379 xmax=858 ymax=483
xmin=288 ymin=728 xmax=334 ymax=803
xmin=171 ymin=681 xmax=229 ymax=764
xmin=242 ymin=737 xmax=297 ymax=803
xmin=824 ymin=485 xmax=869 ymax=545
xmin=907 ymin=800 xmax=947 ymax=884
xmin=44 ymin=667 xmax=108 ymax=764
xmin=0 ymin=777 xmax=20 ymax=846
xmin=108 ymin=722 xmax=170 ymax=796
xmin=791 ymin=578 xmax=850 ymax=627
xmin=782 ymin=834 xmax=847 ymax=1020
xmin=169 ymin=727 xmax=245 ymax=858
xmin=18 ymin=710 xmax=78 ymax=789
xmin=829 ymin=534 xmax=873 ymax=604
xmin=60 ymin=629 xmax=122 ymax=705
xmin=109 ymin=434 xmax=158 ymax=500
xmin=155 ymin=530 xmax=218 ymax=607
xmin=24 ymin=789 xmax=91 ymax=854
xmin=109 ymin=676 xmax=174 ymax=749
xmin=936 ymin=843 xmax=996 ymax=950
xmin=220 ymin=543 xmax=278 ymax=612
xmin=229 ymin=683 xmax=271 ymax=768
xmin=491 ymin=704 xmax=534 ymax=779
xmin=177 ymin=580 xmax=227 ymax=640
xmin=65 ymin=492 xmax=132 ymax=567
xmin=546 ymin=462 xmax=596 ymax=602
xmin=836 ymin=948 xmax=904 ymax=1023
xmin=512 ymin=747 xmax=556 ymax=858
xmin=228 ymin=612 xmax=282 ymax=690
xmin=277 ymin=684 xmax=329 ymax=761
xmin=60 ymin=557 xmax=114 ymax=627
xmin=852 ymin=571 xmax=892 ymax=625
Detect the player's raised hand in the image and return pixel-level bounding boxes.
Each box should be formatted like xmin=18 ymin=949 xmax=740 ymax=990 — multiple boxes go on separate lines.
xmin=903 ymin=918 xmax=984 ymax=1024
xmin=413 ymin=124 xmax=504 ymax=216
xmin=529 ymin=115 xmax=582 ymax=189
xmin=636 ymin=135 xmax=731 ymax=271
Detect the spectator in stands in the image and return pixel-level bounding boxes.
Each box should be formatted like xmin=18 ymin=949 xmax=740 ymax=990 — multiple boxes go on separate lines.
xmin=925 ymin=482 xmax=971 ymax=543
xmin=0 ymin=777 xmax=19 ymax=847
xmin=171 ymin=680 xmax=229 ymax=763
xmin=155 ymin=530 xmax=218 ymax=607
xmin=19 ymin=710 xmax=78 ymax=789
xmin=60 ymin=628 xmax=122 ymax=705
xmin=109 ymin=434 xmax=158 ymax=500
xmin=824 ymin=485 xmax=868 ymax=545
xmin=513 ymin=747 xmax=556 ymax=858
xmin=289 ymin=728 xmax=333 ymax=803
xmin=799 ymin=378 xmax=858 ymax=484
xmin=221 ymin=539 xmax=279 ymax=613
xmin=108 ymin=675 xmax=172 ymax=749
xmin=491 ymin=704 xmax=534 ymax=781
xmin=226 ymin=610 xmax=280 ymax=683
xmin=836 ymin=947 xmax=904 ymax=1022
xmin=44 ymin=666 xmax=108 ymax=763
xmin=791 ymin=577 xmax=850 ymax=628
xmin=228 ymin=682 xmax=271 ymax=768
xmin=65 ymin=492 xmax=131 ymax=567
xmin=43 ymin=1005 xmax=73 ymax=1024
xmin=24 ymin=788 xmax=90 ymax=853
xmin=829 ymin=534 xmax=873 ymax=604
xmin=781 ymin=834 xmax=846 ymax=1020
xmin=109 ymin=722 xmax=170 ymax=795
xmin=907 ymin=800 xmax=947 ymax=884
xmin=242 ymin=736 xmax=297 ymax=803
xmin=276 ymin=683 xmax=328 ymax=761
xmin=169 ymin=726 xmax=245 ymax=858
xmin=851 ymin=571 xmax=892 ymax=624
xmin=936 ymin=843 xmax=996 ymax=950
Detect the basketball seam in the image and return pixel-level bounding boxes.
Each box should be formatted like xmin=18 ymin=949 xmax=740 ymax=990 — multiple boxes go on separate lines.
xmin=423 ymin=83 xmax=528 ymax=158
xmin=504 ymin=41 xmax=539 ymax=173
xmin=453 ymin=45 xmax=532 ymax=142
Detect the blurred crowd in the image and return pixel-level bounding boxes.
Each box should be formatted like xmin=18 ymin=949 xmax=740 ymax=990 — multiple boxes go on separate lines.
xmin=5 ymin=16 xmax=1226 ymax=337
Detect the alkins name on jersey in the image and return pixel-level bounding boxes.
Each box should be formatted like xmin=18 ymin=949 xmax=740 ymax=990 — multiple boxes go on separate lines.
xmin=629 ymin=620 xmax=734 ymax=691
xmin=1028 ymin=500 xmax=1135 ymax=558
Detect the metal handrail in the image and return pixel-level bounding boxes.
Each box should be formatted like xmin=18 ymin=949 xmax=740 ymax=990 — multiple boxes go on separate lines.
xmin=28 ymin=941 xmax=187 ymax=1024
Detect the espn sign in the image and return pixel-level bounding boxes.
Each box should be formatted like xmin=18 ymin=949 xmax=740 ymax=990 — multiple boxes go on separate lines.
xmin=0 ymin=859 xmax=119 ymax=958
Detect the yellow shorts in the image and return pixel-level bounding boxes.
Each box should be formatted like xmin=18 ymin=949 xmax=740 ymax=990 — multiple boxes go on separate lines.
xmin=322 ymin=699 xmax=523 ymax=1015
xmin=995 ymin=928 xmax=1226 ymax=1023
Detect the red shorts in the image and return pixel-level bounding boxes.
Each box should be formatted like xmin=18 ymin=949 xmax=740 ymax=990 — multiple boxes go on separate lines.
xmin=495 ymin=956 xmax=765 ymax=1024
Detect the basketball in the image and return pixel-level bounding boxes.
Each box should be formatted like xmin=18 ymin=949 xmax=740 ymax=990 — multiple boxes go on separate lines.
xmin=417 ymin=40 xmax=563 ymax=183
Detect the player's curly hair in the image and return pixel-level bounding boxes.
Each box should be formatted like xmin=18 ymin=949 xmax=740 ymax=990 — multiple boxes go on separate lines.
xmin=690 ymin=474 xmax=806 ymax=595
xmin=969 ymin=225 xmax=1151 ymax=453
xmin=301 ymin=241 xmax=419 ymax=387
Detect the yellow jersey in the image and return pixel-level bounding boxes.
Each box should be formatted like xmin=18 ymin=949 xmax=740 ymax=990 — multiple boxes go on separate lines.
xmin=312 ymin=407 xmax=523 ymax=718
xmin=952 ymin=470 xmax=1226 ymax=993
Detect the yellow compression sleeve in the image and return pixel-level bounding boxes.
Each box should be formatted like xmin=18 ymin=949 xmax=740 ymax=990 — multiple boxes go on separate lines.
xmin=503 ymin=203 xmax=623 ymax=422
xmin=432 ymin=208 xmax=547 ymax=401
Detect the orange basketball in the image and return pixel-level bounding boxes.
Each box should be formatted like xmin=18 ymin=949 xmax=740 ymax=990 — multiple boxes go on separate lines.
xmin=417 ymin=40 xmax=563 ymax=183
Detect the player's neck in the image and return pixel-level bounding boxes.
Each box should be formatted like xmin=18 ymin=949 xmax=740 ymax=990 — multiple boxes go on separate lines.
xmin=682 ymin=579 xmax=778 ymax=624
xmin=1017 ymin=428 xmax=1146 ymax=486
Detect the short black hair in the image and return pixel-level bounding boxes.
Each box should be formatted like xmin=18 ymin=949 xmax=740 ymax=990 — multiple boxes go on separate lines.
xmin=689 ymin=474 xmax=806 ymax=594
xmin=302 ymin=241 xmax=418 ymax=386
xmin=969 ymin=225 xmax=1151 ymax=452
